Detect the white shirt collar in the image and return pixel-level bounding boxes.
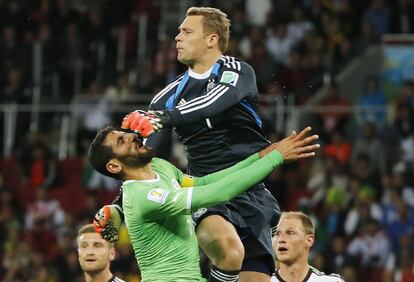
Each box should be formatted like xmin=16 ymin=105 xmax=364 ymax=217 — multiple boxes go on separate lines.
xmin=188 ymin=65 xmax=213 ymax=79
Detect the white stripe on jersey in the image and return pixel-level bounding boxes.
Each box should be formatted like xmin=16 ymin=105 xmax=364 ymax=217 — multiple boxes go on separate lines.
xmin=219 ymin=55 xmax=235 ymax=64
xmin=271 ymin=268 xmax=344 ymax=282
xmin=180 ymin=86 xmax=229 ymax=114
xmin=151 ymin=55 xmax=236 ymax=105
xmin=205 ymin=118 xmax=213 ymax=129
xmin=186 ymin=188 xmax=193 ymax=212
xmin=224 ymin=61 xmax=241 ymax=71
xmin=111 ymin=276 xmax=126 ymax=282
xmin=176 ymin=84 xmax=228 ymax=111
xmin=150 ymin=76 xmax=183 ymax=104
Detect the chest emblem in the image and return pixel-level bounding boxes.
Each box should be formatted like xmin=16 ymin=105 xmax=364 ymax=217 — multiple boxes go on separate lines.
xmin=147 ymin=188 xmax=169 ymax=204
xmin=207 ymin=78 xmax=216 ymax=92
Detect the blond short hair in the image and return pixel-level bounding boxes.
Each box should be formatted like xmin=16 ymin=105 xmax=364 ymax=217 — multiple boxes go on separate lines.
xmin=280 ymin=211 xmax=315 ymax=235
xmin=187 ymin=7 xmax=230 ymax=52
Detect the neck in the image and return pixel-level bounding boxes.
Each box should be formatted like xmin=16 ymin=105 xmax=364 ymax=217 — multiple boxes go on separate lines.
xmin=190 ymin=50 xmax=222 ymax=73
xmin=125 ymin=163 xmax=156 ymax=181
xmin=278 ymin=259 xmax=310 ymax=282
xmin=84 ymin=270 xmax=113 ymax=282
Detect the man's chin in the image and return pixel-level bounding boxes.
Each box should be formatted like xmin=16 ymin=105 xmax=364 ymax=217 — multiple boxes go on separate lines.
xmin=178 ymin=57 xmax=194 ymax=67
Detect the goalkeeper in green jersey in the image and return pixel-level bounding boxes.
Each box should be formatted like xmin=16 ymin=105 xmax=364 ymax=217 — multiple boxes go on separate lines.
xmin=88 ymin=126 xmax=319 ymax=282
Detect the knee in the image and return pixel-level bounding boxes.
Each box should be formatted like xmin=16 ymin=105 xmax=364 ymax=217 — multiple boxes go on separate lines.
xmin=222 ymin=240 xmax=245 ymax=266
xmin=203 ymin=234 xmax=245 ymax=268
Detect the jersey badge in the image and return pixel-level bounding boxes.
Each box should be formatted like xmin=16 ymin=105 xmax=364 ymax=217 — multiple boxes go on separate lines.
xmin=147 ymin=188 xmax=169 ymax=204
xmin=207 ymin=78 xmax=216 ymax=92
xmin=220 ymin=71 xmax=239 ymax=86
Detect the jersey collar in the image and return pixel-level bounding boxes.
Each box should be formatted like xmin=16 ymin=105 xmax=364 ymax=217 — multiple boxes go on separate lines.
xmin=123 ymin=172 xmax=160 ymax=184
xmin=188 ymin=64 xmax=214 ymax=79
xmin=275 ymin=267 xmax=312 ymax=282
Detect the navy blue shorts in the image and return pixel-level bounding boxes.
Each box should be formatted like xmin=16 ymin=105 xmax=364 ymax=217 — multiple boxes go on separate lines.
xmin=192 ymin=183 xmax=281 ymax=275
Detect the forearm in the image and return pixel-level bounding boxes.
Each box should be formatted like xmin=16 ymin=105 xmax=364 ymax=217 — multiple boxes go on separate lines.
xmin=190 ymin=150 xmax=283 ymax=210
xmin=145 ymin=127 xmax=173 ymax=159
xmin=194 ymin=153 xmax=259 ymax=185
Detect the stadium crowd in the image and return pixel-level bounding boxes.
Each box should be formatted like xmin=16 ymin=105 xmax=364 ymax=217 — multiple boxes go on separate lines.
xmin=0 ymin=0 xmax=413 ymax=281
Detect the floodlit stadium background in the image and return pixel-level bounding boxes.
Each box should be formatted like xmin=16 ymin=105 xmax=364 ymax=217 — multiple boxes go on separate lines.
xmin=0 ymin=1 xmax=413 ymax=281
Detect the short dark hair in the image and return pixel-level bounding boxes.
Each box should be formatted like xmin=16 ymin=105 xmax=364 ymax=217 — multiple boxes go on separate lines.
xmin=77 ymin=223 xmax=114 ymax=247
xmin=88 ymin=126 xmax=121 ymax=180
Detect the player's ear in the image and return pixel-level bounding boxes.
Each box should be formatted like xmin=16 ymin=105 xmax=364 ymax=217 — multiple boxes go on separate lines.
xmin=207 ymin=33 xmax=219 ymax=48
xmin=106 ymin=159 xmax=122 ymax=174
xmin=109 ymin=245 xmax=116 ymax=261
xmin=306 ymin=234 xmax=315 ymax=248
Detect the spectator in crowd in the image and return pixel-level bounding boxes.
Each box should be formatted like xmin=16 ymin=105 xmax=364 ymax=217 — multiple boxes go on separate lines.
xmin=390 ymin=0 xmax=414 ymax=33
xmin=352 ymin=121 xmax=387 ymax=174
xmin=24 ymin=187 xmax=65 ymax=231
xmin=344 ymin=186 xmax=382 ymax=236
xmin=326 ymin=236 xmax=355 ymax=274
xmin=363 ymin=0 xmax=391 ymax=40
xmin=18 ymin=133 xmax=58 ymax=190
xmin=317 ymin=82 xmax=351 ymax=140
xmin=347 ymin=218 xmax=392 ymax=281
xmin=357 ymin=75 xmax=387 ymax=127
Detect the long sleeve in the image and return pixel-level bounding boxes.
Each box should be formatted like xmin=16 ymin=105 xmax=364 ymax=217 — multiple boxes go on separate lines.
xmin=190 ymin=150 xmax=283 ymax=211
xmin=165 ymin=62 xmax=258 ymax=125
xmin=145 ymin=127 xmax=173 ymax=159
xmin=193 ymin=153 xmax=259 ymax=185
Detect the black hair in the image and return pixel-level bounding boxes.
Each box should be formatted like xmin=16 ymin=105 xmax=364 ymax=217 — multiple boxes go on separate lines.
xmin=88 ymin=126 xmax=121 ymax=180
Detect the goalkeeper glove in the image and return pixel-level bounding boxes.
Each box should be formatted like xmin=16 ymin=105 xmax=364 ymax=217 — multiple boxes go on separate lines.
xmin=93 ymin=205 xmax=122 ymax=243
xmin=121 ymin=110 xmax=168 ymax=137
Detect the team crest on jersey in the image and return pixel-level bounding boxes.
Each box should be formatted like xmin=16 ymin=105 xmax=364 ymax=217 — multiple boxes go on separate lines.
xmin=220 ymin=71 xmax=239 ymax=86
xmin=207 ymin=78 xmax=216 ymax=91
xmin=147 ymin=188 xmax=169 ymax=204
xmin=193 ymin=208 xmax=207 ymax=218
xmin=171 ymin=179 xmax=181 ymax=190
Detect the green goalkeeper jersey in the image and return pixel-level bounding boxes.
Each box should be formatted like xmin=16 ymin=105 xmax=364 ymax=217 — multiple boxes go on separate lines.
xmin=122 ymin=150 xmax=284 ymax=282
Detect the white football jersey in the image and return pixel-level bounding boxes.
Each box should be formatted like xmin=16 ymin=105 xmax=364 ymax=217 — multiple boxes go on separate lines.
xmin=271 ymin=266 xmax=344 ymax=282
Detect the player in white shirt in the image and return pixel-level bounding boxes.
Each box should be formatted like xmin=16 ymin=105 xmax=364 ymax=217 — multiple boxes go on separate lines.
xmin=271 ymin=212 xmax=344 ymax=282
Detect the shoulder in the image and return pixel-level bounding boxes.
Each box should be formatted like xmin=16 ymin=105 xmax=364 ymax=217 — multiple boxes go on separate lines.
xmin=220 ymin=55 xmax=253 ymax=74
xmin=151 ymin=157 xmax=175 ymax=170
xmin=309 ymin=267 xmax=344 ymax=282
xmin=150 ymin=73 xmax=185 ymax=106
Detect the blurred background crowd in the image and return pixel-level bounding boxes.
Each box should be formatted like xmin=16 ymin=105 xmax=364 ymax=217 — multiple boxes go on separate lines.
xmin=0 ymin=0 xmax=414 ymax=281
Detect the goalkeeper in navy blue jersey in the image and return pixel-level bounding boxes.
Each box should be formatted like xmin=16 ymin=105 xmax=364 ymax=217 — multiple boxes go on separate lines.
xmin=97 ymin=6 xmax=309 ymax=282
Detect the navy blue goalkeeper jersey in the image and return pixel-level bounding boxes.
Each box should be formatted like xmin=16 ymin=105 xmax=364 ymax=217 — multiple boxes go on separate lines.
xmin=146 ymin=55 xmax=270 ymax=176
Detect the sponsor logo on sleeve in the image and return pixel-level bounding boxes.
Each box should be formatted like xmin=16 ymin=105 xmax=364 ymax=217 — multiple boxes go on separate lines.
xmin=220 ymin=71 xmax=239 ymax=86
xmin=193 ymin=208 xmax=207 ymax=218
xmin=147 ymin=188 xmax=169 ymax=204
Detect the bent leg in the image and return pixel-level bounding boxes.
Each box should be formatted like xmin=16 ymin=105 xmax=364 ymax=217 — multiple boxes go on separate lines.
xmin=196 ymin=215 xmax=244 ymax=270
xmin=197 ymin=215 xmax=244 ymax=281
